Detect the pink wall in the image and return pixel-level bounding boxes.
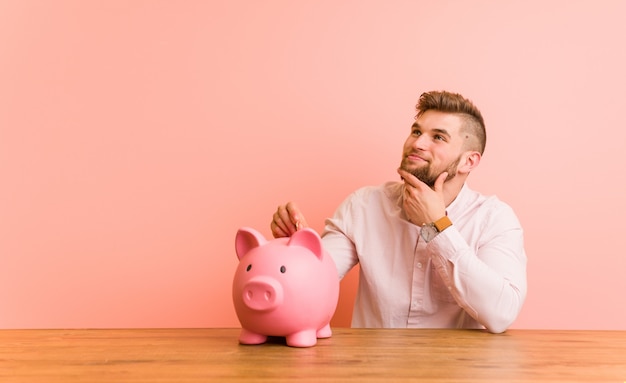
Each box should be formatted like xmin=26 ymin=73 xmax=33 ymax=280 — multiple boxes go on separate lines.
xmin=2 ymin=0 xmax=625 ymax=330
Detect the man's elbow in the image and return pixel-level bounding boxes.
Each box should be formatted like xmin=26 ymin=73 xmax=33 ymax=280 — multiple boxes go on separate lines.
xmin=484 ymin=291 xmax=526 ymax=333
xmin=482 ymin=297 xmax=525 ymax=334
xmin=483 ymin=318 xmax=513 ymax=334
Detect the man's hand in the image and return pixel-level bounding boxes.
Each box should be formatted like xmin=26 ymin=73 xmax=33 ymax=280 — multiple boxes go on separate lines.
xmin=397 ymin=168 xmax=447 ymax=226
xmin=271 ymin=202 xmax=308 ymax=238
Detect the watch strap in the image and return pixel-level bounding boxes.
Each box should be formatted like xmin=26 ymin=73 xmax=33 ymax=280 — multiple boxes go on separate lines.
xmin=433 ymin=216 xmax=453 ymax=232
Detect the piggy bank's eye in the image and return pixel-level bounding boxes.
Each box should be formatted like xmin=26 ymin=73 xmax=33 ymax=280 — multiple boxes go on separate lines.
xmin=246 ymin=264 xmax=252 ymax=272
xmin=280 ymin=265 xmax=286 ymax=273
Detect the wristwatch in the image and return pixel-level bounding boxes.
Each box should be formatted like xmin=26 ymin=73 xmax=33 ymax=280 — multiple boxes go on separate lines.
xmin=420 ymin=216 xmax=453 ymax=243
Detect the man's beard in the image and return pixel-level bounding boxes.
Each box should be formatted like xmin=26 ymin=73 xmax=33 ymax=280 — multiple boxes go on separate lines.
xmin=400 ymin=155 xmax=460 ymax=188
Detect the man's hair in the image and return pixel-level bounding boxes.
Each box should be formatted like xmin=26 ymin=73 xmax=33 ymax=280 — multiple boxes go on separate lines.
xmin=415 ymin=90 xmax=486 ymax=155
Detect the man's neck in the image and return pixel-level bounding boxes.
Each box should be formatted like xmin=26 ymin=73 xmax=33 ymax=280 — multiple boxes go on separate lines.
xmin=443 ymin=179 xmax=466 ymax=207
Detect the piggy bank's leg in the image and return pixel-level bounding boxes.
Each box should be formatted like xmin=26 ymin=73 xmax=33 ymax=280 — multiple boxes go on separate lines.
xmin=285 ymin=329 xmax=317 ymax=347
xmin=316 ymin=323 xmax=332 ymax=339
xmin=238 ymin=328 xmax=267 ymax=345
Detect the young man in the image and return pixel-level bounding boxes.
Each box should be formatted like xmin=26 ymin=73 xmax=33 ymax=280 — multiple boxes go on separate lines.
xmin=271 ymin=91 xmax=527 ymax=333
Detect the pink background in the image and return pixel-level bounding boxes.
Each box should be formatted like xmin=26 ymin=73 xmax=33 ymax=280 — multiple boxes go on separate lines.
xmin=2 ymin=0 xmax=625 ymax=330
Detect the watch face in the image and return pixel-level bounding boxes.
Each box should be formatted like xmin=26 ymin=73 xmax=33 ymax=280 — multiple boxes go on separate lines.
xmin=420 ymin=224 xmax=437 ymax=243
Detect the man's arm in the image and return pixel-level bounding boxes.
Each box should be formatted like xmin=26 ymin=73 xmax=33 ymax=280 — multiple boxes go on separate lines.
xmin=427 ymin=208 xmax=527 ymax=333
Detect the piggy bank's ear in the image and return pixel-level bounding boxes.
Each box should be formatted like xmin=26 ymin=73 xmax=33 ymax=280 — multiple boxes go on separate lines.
xmin=287 ymin=228 xmax=323 ymax=260
xmin=235 ymin=227 xmax=267 ymax=260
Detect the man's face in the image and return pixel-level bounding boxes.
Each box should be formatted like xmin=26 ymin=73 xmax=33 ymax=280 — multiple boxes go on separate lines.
xmin=400 ymin=110 xmax=466 ymax=187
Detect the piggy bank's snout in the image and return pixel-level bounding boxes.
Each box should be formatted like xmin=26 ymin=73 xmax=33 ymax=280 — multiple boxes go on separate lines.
xmin=242 ymin=276 xmax=283 ymax=311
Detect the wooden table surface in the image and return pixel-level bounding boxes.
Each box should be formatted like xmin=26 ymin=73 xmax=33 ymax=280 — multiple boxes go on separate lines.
xmin=1 ymin=328 xmax=625 ymax=382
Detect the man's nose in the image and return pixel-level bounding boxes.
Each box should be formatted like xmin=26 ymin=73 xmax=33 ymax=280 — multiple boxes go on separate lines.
xmin=412 ymin=134 xmax=429 ymax=150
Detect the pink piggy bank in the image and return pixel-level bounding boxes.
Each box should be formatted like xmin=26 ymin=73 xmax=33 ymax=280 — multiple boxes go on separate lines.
xmin=232 ymin=227 xmax=340 ymax=347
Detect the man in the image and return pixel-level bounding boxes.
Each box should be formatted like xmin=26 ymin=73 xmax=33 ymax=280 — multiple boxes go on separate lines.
xmin=271 ymin=91 xmax=527 ymax=333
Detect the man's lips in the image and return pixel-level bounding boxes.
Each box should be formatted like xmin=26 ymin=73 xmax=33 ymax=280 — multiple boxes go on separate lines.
xmin=405 ymin=153 xmax=428 ymax=163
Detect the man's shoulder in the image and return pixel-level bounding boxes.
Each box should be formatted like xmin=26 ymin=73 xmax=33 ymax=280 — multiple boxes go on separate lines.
xmin=351 ymin=181 xmax=402 ymax=199
xmin=334 ymin=182 xmax=403 ymax=220
xmin=457 ymin=185 xmax=521 ymax=223
xmin=460 ymin=184 xmax=512 ymax=208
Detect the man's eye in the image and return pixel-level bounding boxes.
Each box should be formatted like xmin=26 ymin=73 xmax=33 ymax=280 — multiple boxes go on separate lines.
xmin=434 ymin=135 xmax=445 ymax=141
xmin=412 ymin=130 xmax=421 ymax=136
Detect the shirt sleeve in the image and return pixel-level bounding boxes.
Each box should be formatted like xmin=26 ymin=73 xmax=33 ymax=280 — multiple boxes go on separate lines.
xmin=427 ymin=202 xmax=527 ymax=334
xmin=320 ymin=193 xmax=360 ymax=279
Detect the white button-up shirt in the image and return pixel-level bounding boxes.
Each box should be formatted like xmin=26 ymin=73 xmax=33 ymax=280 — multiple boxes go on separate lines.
xmin=322 ymin=182 xmax=527 ymax=333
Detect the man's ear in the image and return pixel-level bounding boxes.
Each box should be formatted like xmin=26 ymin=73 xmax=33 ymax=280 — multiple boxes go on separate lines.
xmin=457 ymin=151 xmax=481 ymax=175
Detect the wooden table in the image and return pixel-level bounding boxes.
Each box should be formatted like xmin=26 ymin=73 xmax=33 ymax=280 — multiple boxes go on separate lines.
xmin=1 ymin=328 xmax=625 ymax=382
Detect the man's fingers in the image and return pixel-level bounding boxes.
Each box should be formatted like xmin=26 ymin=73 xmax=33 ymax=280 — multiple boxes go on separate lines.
xmin=271 ymin=202 xmax=307 ymax=237
xmin=434 ymin=172 xmax=448 ymax=192
xmin=398 ymin=168 xmax=427 ymax=189
xmin=270 ymin=219 xmax=288 ymax=238
xmin=285 ymin=202 xmax=304 ymax=231
xmin=272 ymin=210 xmax=290 ymax=237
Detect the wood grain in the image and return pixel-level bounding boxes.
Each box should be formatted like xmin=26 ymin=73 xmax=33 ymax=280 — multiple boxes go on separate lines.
xmin=1 ymin=328 xmax=625 ymax=382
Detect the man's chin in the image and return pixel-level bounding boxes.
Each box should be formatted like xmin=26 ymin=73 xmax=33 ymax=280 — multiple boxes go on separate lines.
xmin=399 ymin=165 xmax=436 ymax=187
xmin=400 ymin=162 xmax=427 ymax=174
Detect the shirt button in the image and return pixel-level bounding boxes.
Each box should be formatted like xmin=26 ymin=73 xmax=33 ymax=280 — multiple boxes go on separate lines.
xmin=417 ymin=262 xmax=423 ymax=269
